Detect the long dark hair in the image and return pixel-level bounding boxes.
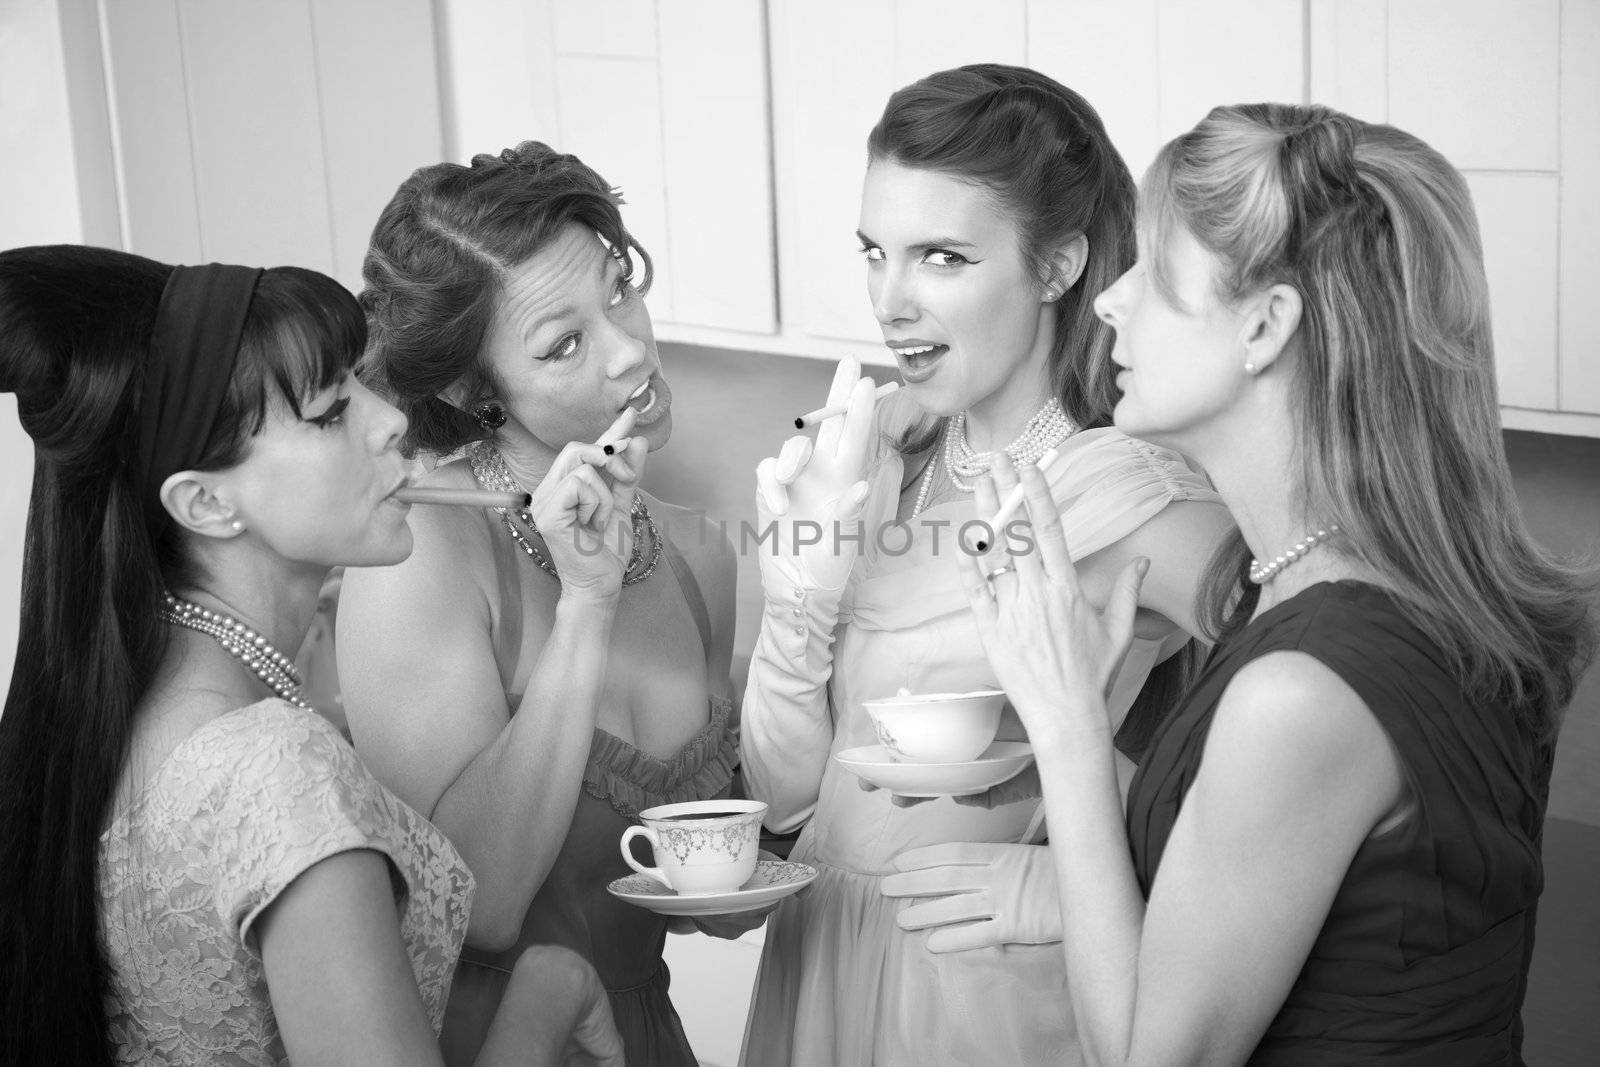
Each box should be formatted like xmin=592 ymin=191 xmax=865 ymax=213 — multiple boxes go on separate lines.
xmin=359 ymin=140 xmax=651 ymax=455
xmin=0 ymin=244 xmax=362 ymax=1063
xmin=1156 ymin=105 xmax=1597 ymax=737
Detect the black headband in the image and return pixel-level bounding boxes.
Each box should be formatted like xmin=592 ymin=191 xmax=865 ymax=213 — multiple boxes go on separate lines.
xmin=138 ymin=264 xmax=263 ymax=512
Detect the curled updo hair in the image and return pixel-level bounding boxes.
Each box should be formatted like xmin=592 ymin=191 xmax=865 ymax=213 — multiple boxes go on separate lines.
xmin=359 ymin=140 xmax=652 ymax=454
xmin=868 ymin=63 xmax=1137 ymax=437
xmin=1146 ymin=103 xmax=1595 ymax=736
xmin=0 ymin=245 xmax=361 ymax=1063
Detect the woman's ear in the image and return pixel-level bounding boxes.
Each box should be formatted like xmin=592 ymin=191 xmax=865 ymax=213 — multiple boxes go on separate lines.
xmin=159 ymin=471 xmax=244 ymax=540
xmin=1239 ymin=282 xmax=1304 ymax=375
xmin=1044 ymin=233 xmax=1091 ymax=299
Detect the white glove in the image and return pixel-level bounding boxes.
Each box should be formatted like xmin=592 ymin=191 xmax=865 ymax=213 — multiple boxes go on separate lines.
xmin=753 ymin=357 xmax=882 ymax=596
xmin=881 ymin=842 xmax=1061 ymax=953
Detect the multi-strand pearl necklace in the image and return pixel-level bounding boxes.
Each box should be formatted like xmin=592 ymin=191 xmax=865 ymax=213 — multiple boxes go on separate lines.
xmin=468 ymin=441 xmax=662 ymax=585
xmin=158 ymin=592 xmax=310 ymax=709
xmin=1249 ymin=524 xmax=1341 ymax=585
xmin=912 ymin=398 xmax=1078 ymax=516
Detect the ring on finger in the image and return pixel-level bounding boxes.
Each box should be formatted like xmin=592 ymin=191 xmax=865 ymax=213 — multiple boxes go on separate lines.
xmin=984 ymin=564 xmax=1015 ymax=583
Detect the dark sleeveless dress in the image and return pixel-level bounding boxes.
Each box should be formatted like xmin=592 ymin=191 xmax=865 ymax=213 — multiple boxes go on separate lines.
xmin=1127 ymin=581 xmax=1550 ymax=1066
xmin=439 ymin=521 xmax=738 ymax=1067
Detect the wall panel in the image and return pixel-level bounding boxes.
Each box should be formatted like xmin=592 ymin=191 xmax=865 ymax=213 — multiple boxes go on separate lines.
xmin=1470 ymin=173 xmax=1561 ymax=411
xmin=1559 ymin=0 xmax=1600 ymax=415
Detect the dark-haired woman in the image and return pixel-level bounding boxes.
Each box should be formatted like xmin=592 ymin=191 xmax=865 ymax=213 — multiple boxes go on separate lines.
xmin=337 ymin=142 xmax=755 ymax=1066
xmin=958 ymin=105 xmax=1597 ymax=1065
xmin=737 ymin=65 xmax=1234 ymax=1064
xmin=0 ymin=245 xmax=624 ymax=1065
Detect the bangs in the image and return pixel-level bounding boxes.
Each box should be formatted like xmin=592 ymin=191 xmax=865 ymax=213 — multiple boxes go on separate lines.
xmin=232 ymin=267 xmax=365 ymax=432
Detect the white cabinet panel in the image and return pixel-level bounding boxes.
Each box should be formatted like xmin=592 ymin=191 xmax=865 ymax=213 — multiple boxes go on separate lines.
xmin=1469 ymin=173 xmax=1560 ymax=411
xmin=1156 ymin=0 xmax=1304 ymax=142
xmin=1308 ymin=0 xmax=1388 ymax=123
xmin=891 ymin=0 xmax=1026 ymax=86
xmin=554 ymin=0 xmax=658 ymax=58
xmin=100 ymin=0 xmax=203 ymax=263
xmin=1388 ymin=0 xmax=1559 ymax=172
xmin=434 ymin=0 xmax=559 ymax=160
xmin=658 ymin=0 xmax=776 ymax=333
xmin=309 ymin=0 xmax=442 ymax=293
xmin=556 ymin=56 xmax=675 ymax=322
xmin=770 ymin=0 xmax=896 ymax=346
xmin=1027 ymin=0 xmax=1162 ymax=182
xmin=1559 ymin=0 xmax=1600 ymax=415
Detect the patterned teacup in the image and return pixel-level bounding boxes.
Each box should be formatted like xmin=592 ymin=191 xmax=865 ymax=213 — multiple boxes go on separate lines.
xmin=620 ymin=799 xmax=767 ymax=895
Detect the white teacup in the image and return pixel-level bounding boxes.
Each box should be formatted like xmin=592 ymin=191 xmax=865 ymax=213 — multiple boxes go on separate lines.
xmin=861 ymin=689 xmax=1007 ymax=763
xmin=619 ymin=799 xmax=767 ymax=895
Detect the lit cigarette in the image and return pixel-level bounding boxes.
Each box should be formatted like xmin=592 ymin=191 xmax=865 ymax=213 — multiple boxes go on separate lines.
xmin=972 ymin=446 xmax=1069 ymax=552
xmin=793 ymin=380 xmax=899 ymax=429
xmin=394 ymin=487 xmax=531 ymax=509
xmin=596 ymin=407 xmax=638 ymax=453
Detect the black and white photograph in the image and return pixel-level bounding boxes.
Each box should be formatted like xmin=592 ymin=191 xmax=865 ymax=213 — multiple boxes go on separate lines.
xmin=2 ymin=2 xmax=1597 ymax=1064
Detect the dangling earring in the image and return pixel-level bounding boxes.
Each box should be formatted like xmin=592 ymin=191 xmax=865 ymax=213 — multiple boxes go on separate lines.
xmin=1243 ymin=361 xmax=1259 ymax=376
xmin=473 ymin=400 xmax=507 ymax=431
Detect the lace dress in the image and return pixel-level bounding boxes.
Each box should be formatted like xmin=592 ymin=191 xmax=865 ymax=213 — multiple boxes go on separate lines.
xmin=439 ymin=529 xmax=739 ymax=1067
xmin=740 ymin=422 xmax=1219 ymax=1066
xmin=99 ymin=700 xmax=474 ymax=1065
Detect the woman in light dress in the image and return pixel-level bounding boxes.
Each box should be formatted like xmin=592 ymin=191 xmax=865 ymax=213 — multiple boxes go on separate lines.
xmin=957 ymin=103 xmax=1597 ymax=1066
xmin=337 ymin=141 xmax=764 ymax=1067
xmin=738 ymin=65 xmax=1235 ymax=1065
xmin=0 ymin=244 xmax=622 ymax=1064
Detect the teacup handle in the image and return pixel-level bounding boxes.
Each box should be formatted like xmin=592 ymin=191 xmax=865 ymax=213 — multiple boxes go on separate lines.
xmin=620 ymin=825 xmax=669 ymax=884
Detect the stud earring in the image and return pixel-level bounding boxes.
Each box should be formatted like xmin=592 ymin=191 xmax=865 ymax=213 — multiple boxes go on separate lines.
xmin=1043 ymin=289 xmax=1060 ymax=302
xmin=230 ymin=520 xmax=245 ymax=532
xmin=472 ymin=400 xmax=507 ymax=431
xmin=1244 ymin=361 xmax=1259 ymax=376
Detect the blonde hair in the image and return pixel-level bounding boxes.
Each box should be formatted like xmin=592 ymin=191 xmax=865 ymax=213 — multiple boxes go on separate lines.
xmin=1145 ymin=103 xmax=1594 ymax=738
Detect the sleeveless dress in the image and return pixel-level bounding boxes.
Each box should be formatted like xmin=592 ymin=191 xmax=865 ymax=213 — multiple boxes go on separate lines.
xmin=99 ymin=699 xmax=474 ymax=1064
xmin=740 ymin=426 xmax=1218 ymax=1066
xmin=1128 ymin=581 xmax=1550 ymax=1066
xmin=439 ymin=519 xmax=739 ymax=1067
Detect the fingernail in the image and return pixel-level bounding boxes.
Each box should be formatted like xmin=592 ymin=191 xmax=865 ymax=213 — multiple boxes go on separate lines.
xmin=603 ymin=445 xmax=615 ymax=456
xmin=1137 ymin=557 xmax=1151 ymax=578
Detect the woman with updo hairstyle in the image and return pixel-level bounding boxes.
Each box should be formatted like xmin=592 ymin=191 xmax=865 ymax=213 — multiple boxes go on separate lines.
xmin=337 ymin=141 xmax=755 ymax=1066
xmin=0 ymin=245 xmax=622 ymax=1064
xmin=738 ymin=65 xmax=1234 ymax=1064
xmin=957 ymin=104 xmax=1597 ymax=1064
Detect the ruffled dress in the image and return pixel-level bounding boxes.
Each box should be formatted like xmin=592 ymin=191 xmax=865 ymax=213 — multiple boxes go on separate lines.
xmin=740 ymin=424 xmax=1218 ymax=1066
xmin=100 ymin=700 xmax=473 ymax=1064
xmin=439 ymin=528 xmax=740 ymax=1067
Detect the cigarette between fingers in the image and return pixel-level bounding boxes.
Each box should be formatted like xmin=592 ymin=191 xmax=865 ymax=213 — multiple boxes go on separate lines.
xmin=972 ymin=446 xmax=1070 ymax=552
xmin=793 ymin=380 xmax=899 ymax=429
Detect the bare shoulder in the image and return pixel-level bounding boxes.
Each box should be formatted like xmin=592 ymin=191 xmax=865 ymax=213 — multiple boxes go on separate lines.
xmin=1203 ymin=650 xmax=1404 ymax=815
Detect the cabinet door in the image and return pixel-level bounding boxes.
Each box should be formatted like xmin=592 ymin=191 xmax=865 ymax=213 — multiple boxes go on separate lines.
xmin=101 ymin=0 xmax=441 ymax=294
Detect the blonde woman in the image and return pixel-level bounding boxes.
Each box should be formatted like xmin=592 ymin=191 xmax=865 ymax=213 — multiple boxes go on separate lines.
xmin=960 ymin=105 xmax=1596 ymax=1065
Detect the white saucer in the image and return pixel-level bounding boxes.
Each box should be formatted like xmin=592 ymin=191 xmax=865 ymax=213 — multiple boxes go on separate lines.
xmin=607 ymin=859 xmax=818 ymax=916
xmin=834 ymin=741 xmax=1035 ymax=797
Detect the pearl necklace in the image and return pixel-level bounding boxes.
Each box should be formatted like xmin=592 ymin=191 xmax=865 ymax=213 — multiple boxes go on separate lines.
xmin=158 ymin=592 xmax=310 ymax=709
xmin=1249 ymin=525 xmax=1341 ymax=585
xmin=944 ymin=398 xmax=1077 ymax=492
xmin=468 ymin=441 xmax=662 ymax=585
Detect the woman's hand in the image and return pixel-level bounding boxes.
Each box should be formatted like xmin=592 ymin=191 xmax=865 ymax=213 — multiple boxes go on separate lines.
xmin=526 ymin=424 xmax=649 ymax=603
xmin=955 ymin=454 xmax=1150 ymax=747
xmin=668 ymin=902 xmax=778 ymax=940
xmin=753 ymin=357 xmax=883 ymax=593
xmin=489 ymin=944 xmax=626 ymax=1066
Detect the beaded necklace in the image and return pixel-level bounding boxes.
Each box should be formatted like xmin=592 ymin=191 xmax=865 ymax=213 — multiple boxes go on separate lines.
xmin=912 ymin=397 xmax=1078 ymax=516
xmin=468 ymin=441 xmax=661 ymax=585
xmin=158 ymin=592 xmax=310 ymax=709
xmin=1249 ymin=525 xmax=1341 ymax=585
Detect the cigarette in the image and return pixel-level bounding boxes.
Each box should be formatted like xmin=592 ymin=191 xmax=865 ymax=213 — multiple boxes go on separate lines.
xmin=393 ymin=487 xmax=531 ymax=509
xmin=596 ymin=407 xmax=638 ymax=453
xmin=793 ymin=380 xmax=899 ymax=429
xmin=972 ymin=446 xmax=1070 ymax=552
